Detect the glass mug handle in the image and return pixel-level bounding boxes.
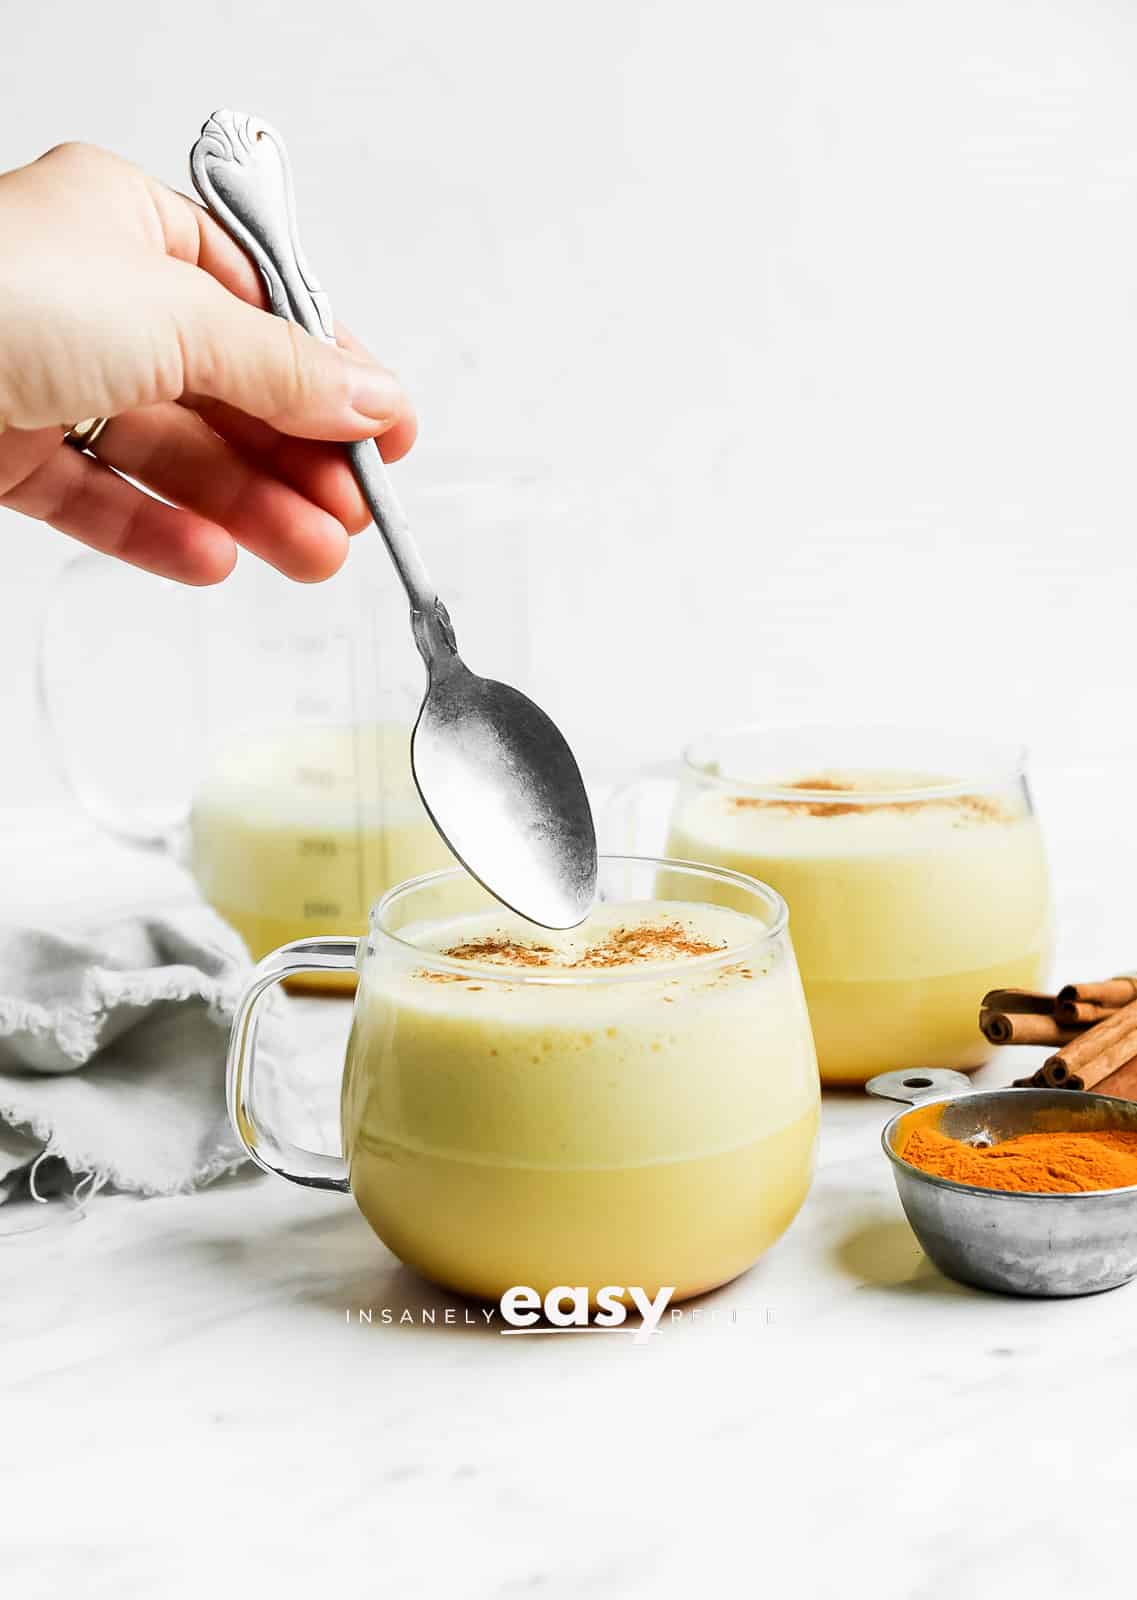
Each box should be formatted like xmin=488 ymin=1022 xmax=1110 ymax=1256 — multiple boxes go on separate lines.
xmin=602 ymin=760 xmax=682 ymax=855
xmin=226 ymin=937 xmax=358 ymax=1192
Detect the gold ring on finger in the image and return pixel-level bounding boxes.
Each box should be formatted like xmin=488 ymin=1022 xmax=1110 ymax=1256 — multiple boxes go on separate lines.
xmin=62 ymin=416 xmax=111 ymax=455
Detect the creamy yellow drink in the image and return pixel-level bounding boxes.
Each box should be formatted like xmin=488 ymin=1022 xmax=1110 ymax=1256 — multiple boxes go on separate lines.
xmin=343 ymin=897 xmax=819 ymax=1302
xmin=190 ymin=723 xmax=453 ymax=988
xmin=667 ymin=771 xmax=1052 ymax=1085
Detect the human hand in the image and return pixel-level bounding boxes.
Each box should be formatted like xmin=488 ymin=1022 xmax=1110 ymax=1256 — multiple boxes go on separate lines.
xmin=0 ymin=142 xmax=416 ymax=583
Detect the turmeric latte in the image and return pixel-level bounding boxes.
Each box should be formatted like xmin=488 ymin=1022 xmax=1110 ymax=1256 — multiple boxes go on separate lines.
xmin=343 ymin=900 xmax=819 ymax=1302
xmin=900 ymin=1125 xmax=1137 ymax=1194
xmin=190 ymin=723 xmax=454 ymax=988
xmin=667 ymin=769 xmax=1052 ymax=1085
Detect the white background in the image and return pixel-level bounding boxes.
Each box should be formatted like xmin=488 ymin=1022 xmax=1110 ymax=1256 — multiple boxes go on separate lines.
xmin=2 ymin=0 xmax=1136 ymax=791
xmin=6 ymin=12 xmax=1137 ymax=1592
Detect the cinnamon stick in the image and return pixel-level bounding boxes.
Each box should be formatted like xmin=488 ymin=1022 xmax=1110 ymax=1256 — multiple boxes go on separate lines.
xmin=1012 ymin=1057 xmax=1137 ymax=1097
xmin=1091 ymin=1057 xmax=1137 ymax=1102
xmin=1042 ymin=997 xmax=1137 ymax=1090
xmin=1056 ymin=977 xmax=1137 ymax=1009
xmin=980 ymin=988 xmax=1057 ymax=1017
xmin=1054 ymin=999 xmax=1119 ymax=1026
xmin=980 ymin=1010 xmax=1081 ymax=1047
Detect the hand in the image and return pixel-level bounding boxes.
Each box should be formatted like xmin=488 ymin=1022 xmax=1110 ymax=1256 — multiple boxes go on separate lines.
xmin=0 ymin=142 xmax=416 ymax=584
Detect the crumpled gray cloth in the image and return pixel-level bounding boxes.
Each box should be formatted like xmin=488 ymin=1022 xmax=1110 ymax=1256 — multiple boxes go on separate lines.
xmin=0 ymin=904 xmax=288 ymax=1201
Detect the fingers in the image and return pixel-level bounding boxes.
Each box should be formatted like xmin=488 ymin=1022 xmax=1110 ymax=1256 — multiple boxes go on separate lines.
xmin=0 ymin=425 xmax=60 ymax=497
xmin=329 ymin=322 xmax=418 ymax=461
xmin=184 ymin=398 xmax=416 ymax=535
xmin=360 ymin=409 xmax=418 ymax=462
xmin=3 ymin=442 xmax=237 ymax=585
xmin=93 ymin=404 xmax=351 ymax=581
xmin=165 ymin=259 xmax=418 ymax=444
xmin=150 ymin=189 xmax=419 ymax=453
xmin=147 ymin=178 xmax=271 ymax=310
xmin=181 ymin=402 xmax=371 ymax=532
xmin=152 ymin=186 xmax=417 ymax=471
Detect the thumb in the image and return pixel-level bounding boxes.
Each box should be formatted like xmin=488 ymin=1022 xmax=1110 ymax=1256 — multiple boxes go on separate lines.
xmin=168 ymin=261 xmax=410 ymax=440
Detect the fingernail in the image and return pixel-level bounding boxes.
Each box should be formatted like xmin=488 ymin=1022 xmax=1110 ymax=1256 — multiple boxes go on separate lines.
xmin=348 ymin=362 xmax=403 ymax=423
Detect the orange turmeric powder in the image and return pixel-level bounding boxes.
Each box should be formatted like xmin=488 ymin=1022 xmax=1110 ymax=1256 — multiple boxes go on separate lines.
xmin=899 ymin=1125 xmax=1137 ymax=1194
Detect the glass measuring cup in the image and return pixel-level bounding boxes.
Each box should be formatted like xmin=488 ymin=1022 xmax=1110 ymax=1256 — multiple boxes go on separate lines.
xmin=39 ymin=460 xmax=544 ymax=991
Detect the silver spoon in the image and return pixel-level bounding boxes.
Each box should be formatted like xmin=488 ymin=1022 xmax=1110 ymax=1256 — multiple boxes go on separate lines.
xmin=190 ymin=110 xmax=597 ymax=929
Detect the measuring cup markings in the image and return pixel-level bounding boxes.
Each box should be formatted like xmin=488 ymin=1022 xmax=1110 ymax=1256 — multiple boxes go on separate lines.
xmin=295 ymin=765 xmax=342 ymax=789
xmin=255 ymin=630 xmax=350 ymax=657
xmin=292 ymin=693 xmax=338 ymax=719
xmin=347 ymin=657 xmax=370 ymax=921
xmin=297 ymin=837 xmax=341 ymax=858
xmin=303 ymin=899 xmax=343 ymax=920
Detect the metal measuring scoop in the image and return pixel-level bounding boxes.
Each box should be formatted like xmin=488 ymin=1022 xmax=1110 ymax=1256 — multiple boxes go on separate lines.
xmin=867 ymin=1069 xmax=1137 ymax=1296
xmin=190 ymin=110 xmax=596 ymax=928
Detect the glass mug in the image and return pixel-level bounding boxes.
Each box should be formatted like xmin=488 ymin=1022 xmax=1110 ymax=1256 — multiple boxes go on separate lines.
xmin=609 ymin=727 xmax=1053 ymax=1087
xmin=38 ymin=460 xmax=543 ymax=992
xmin=228 ymin=857 xmax=821 ymax=1303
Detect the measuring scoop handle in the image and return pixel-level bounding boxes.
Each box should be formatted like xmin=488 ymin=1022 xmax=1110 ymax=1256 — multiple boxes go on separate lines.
xmin=865 ymin=1069 xmax=976 ymax=1105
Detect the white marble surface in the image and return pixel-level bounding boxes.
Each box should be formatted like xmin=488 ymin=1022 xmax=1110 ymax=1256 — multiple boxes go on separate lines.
xmin=2 ymin=785 xmax=1136 ymax=1598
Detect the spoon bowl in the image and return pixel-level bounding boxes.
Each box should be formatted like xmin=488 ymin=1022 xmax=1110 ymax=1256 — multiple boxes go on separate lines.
xmin=413 ymin=658 xmax=597 ymax=927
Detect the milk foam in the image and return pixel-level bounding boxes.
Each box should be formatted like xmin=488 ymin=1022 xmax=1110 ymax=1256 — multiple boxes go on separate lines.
xmin=675 ymin=768 xmax=1024 ymax=861
xmin=348 ymin=897 xmax=818 ymax=1168
xmin=401 ymin=899 xmax=764 ymax=974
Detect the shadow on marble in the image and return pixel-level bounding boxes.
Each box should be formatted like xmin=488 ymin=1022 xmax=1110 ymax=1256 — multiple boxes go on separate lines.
xmin=175 ymin=1203 xmax=504 ymax=1338
xmin=301 ymin=1258 xmax=505 ymax=1340
xmin=833 ymin=1218 xmax=969 ymax=1298
xmin=165 ymin=1170 xmax=791 ymax=1339
xmin=174 ymin=1203 xmax=367 ymax=1276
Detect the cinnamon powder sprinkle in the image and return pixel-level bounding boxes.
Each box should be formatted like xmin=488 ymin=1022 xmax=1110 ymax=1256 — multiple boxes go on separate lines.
xmin=417 ymin=920 xmax=729 ymax=979
xmin=441 ymin=937 xmax=556 ymax=968
xmin=728 ymin=778 xmax=1007 ymax=822
xmin=570 ymin=922 xmax=726 ymax=969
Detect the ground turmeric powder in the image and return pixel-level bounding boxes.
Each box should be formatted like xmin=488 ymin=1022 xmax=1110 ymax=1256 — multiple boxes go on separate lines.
xmin=899 ymin=1125 xmax=1137 ymax=1194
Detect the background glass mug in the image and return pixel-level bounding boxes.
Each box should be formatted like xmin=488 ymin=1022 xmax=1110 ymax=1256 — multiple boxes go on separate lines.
xmin=607 ymin=727 xmax=1053 ymax=1086
xmin=227 ymin=857 xmax=821 ymax=1303
xmin=38 ymin=459 xmax=543 ymax=991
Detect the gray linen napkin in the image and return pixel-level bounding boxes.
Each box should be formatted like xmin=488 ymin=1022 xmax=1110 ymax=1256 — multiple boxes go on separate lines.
xmin=0 ymin=903 xmax=287 ymax=1201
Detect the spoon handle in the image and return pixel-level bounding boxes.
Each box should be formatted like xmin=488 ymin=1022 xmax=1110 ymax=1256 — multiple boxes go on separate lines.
xmin=189 ymin=109 xmax=457 ymax=664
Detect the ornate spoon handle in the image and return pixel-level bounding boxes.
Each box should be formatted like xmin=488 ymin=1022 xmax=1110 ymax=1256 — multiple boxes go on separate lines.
xmin=189 ymin=110 xmax=456 ymax=663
